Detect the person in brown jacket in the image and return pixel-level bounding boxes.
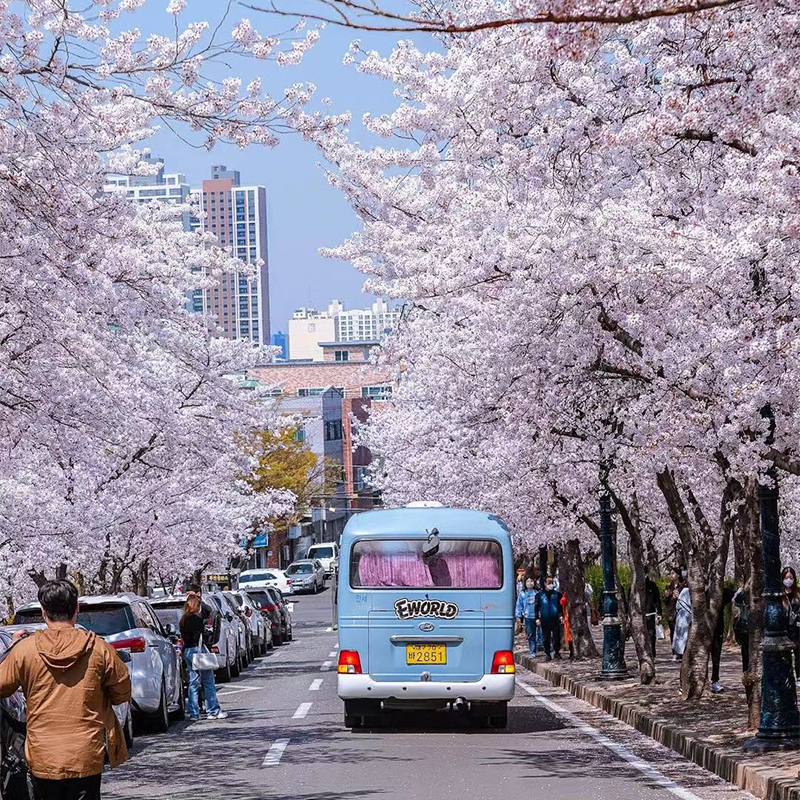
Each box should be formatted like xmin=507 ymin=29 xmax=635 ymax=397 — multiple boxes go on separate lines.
xmin=0 ymin=579 xmax=131 ymax=800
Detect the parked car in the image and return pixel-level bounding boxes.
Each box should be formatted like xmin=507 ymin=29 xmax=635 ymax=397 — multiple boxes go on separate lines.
xmin=209 ymin=591 xmax=247 ymax=676
xmin=177 ymin=593 xmax=239 ymax=684
xmin=222 ymin=591 xmax=255 ymax=666
xmin=238 ymin=568 xmax=294 ymax=596
xmin=230 ymin=590 xmax=270 ymax=656
xmin=150 ymin=594 xmax=226 ymax=687
xmin=285 ymin=559 xmax=325 ymax=594
xmin=0 ymin=623 xmax=135 ymax=753
xmin=14 ymin=594 xmax=184 ymax=733
xmin=307 ymin=542 xmax=339 ymax=578
xmin=1 ymin=628 xmax=31 ymax=798
xmin=246 ymin=587 xmax=293 ymax=645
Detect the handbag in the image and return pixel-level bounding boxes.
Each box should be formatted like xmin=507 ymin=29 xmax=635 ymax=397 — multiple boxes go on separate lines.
xmin=191 ymin=647 xmax=219 ymax=671
xmin=656 ymin=621 xmax=665 ymax=640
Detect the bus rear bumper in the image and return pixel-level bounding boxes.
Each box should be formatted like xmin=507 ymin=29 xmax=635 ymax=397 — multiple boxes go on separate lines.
xmin=338 ymin=673 xmax=515 ymax=702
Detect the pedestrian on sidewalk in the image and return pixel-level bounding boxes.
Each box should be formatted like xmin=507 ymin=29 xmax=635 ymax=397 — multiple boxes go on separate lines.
xmin=644 ymin=570 xmax=662 ymax=658
xmin=535 ymin=577 xmax=563 ymax=661
xmin=664 ymin=566 xmax=684 ymax=644
xmin=180 ymin=594 xmax=228 ymax=721
xmin=732 ymin=587 xmax=750 ymax=671
xmin=672 ymin=586 xmax=692 ymax=661
xmin=781 ymin=567 xmax=800 ymax=678
xmin=560 ymin=592 xmax=574 ymax=660
xmin=0 ymin=579 xmax=131 ymax=800
xmin=515 ymin=578 xmax=539 ymax=656
xmin=709 ymin=586 xmax=736 ymax=693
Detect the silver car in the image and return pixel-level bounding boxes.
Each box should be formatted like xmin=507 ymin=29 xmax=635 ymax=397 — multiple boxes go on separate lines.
xmin=0 ymin=623 xmax=135 ymax=749
xmin=285 ymin=559 xmax=326 ymax=594
xmin=208 ymin=592 xmax=248 ymax=677
xmin=231 ymin=590 xmax=270 ymax=655
xmin=14 ymin=594 xmax=184 ymax=732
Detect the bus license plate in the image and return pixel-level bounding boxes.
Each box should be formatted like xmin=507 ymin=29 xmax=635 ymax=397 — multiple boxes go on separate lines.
xmin=406 ymin=644 xmax=446 ymax=665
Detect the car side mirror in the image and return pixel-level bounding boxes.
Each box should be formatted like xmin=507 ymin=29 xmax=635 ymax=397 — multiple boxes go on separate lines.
xmin=164 ymin=623 xmax=176 ymax=635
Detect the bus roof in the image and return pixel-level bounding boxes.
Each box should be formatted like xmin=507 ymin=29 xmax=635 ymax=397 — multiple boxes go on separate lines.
xmin=341 ymin=507 xmax=510 ymax=542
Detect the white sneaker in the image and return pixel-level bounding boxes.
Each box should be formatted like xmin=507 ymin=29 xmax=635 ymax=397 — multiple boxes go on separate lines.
xmin=207 ymin=710 xmax=229 ymax=720
xmin=710 ymin=682 xmax=724 ymax=693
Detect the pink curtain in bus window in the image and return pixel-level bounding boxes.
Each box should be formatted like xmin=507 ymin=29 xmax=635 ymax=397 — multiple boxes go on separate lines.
xmin=358 ymin=552 xmax=434 ymax=587
xmin=445 ymin=554 xmax=501 ymax=588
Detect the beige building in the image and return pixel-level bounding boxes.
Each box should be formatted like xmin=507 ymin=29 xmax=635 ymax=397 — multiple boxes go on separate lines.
xmin=287 ymin=302 xmax=340 ymax=360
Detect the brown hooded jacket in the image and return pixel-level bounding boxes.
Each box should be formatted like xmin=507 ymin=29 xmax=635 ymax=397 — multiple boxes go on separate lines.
xmin=0 ymin=627 xmax=131 ymax=780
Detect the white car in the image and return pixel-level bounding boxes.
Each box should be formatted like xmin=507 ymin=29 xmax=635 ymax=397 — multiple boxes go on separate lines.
xmin=239 ymin=568 xmax=294 ymax=596
xmin=306 ymin=542 xmax=339 ymax=578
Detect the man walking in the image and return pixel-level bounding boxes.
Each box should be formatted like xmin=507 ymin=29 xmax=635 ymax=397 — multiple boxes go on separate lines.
xmin=535 ymin=577 xmax=563 ymax=660
xmin=0 ymin=579 xmax=131 ymax=799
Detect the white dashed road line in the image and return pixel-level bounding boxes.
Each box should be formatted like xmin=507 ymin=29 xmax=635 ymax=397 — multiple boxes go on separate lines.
xmin=321 ymin=660 xmax=332 ymax=671
xmin=293 ymin=702 xmax=313 ymax=719
xmin=517 ymin=679 xmax=705 ymax=800
xmin=328 ymin=651 xmax=337 ymax=657
xmin=309 ymin=679 xmax=323 ymax=691
xmin=262 ymin=738 xmax=290 ymax=767
xmin=325 ymin=627 xmax=333 ymax=632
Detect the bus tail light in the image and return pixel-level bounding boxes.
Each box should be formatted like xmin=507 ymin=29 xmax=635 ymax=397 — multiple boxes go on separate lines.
xmin=111 ymin=637 xmax=146 ymax=654
xmin=338 ymin=650 xmax=362 ymax=674
xmin=491 ymin=650 xmax=515 ymax=674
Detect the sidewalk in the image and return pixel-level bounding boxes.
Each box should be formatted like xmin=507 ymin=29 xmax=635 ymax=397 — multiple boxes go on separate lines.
xmin=514 ymin=629 xmax=800 ymax=800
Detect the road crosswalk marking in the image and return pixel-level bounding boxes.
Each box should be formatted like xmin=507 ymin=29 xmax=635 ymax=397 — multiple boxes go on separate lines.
xmin=309 ymin=679 xmax=323 ymax=691
xmin=293 ymin=702 xmax=313 ymax=719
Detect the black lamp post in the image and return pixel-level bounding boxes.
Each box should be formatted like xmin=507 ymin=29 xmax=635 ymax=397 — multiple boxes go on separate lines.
xmin=539 ymin=545 xmax=548 ymax=588
xmin=745 ymin=408 xmax=800 ymax=750
xmin=599 ymin=493 xmax=628 ymax=680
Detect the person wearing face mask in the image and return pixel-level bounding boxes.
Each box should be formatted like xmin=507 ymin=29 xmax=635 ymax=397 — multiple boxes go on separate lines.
xmin=515 ymin=577 xmax=540 ymax=656
xmin=782 ymin=567 xmax=800 ymax=678
xmin=535 ymin=577 xmax=563 ymax=661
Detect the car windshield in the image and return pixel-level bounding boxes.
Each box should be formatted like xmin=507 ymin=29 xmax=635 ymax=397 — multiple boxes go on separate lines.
xmin=246 ymin=591 xmax=271 ymax=607
xmin=152 ymin=606 xmax=182 ymax=629
xmin=350 ymin=539 xmax=503 ymax=589
xmin=13 ymin=608 xmax=43 ymax=624
xmin=310 ymin=547 xmax=334 ymax=559
xmin=77 ymin=604 xmax=136 ymax=635
xmin=240 ymin=572 xmax=272 ymax=583
xmin=287 ymin=564 xmax=312 ymax=575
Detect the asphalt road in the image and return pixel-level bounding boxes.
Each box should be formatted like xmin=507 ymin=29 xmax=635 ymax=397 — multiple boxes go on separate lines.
xmin=103 ymin=589 xmax=756 ymax=800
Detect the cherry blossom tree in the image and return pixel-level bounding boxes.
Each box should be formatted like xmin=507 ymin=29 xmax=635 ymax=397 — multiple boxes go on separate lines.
xmin=315 ymin=0 xmax=800 ymax=698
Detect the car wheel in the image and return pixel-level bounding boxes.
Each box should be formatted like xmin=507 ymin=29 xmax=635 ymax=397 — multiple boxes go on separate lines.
xmin=151 ymin=680 xmax=170 ymax=734
xmin=266 ymin=635 xmax=274 ymax=650
xmin=170 ymin=674 xmax=186 ymax=722
xmin=216 ymin=657 xmax=232 ymax=683
xmin=231 ymin=650 xmax=241 ymax=678
xmin=124 ymin=708 xmax=134 ymax=749
xmin=312 ymin=581 xmax=318 ymax=595
xmin=287 ymin=626 xmax=293 ymax=642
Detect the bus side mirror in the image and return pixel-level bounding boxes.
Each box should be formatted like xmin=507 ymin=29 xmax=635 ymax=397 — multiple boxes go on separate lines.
xmin=423 ymin=528 xmax=440 ymax=558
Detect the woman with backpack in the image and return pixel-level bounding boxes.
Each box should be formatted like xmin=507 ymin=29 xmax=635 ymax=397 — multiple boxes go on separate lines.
xmin=180 ymin=594 xmax=227 ymax=721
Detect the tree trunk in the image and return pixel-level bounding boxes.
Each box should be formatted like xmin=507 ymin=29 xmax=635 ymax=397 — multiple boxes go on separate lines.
xmin=610 ymin=490 xmax=655 ymax=683
xmin=561 ymin=538 xmax=599 ymax=659
xmin=737 ymin=478 xmax=763 ymax=729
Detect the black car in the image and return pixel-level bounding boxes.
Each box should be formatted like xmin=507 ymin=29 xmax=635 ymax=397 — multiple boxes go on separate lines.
xmin=0 ymin=631 xmax=28 ymax=799
xmin=246 ymin=588 xmax=292 ymax=645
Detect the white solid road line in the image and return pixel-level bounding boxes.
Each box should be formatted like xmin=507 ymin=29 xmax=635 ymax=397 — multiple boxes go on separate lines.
xmin=517 ymin=679 xmax=705 ymax=800
xmin=293 ymin=702 xmax=313 ymax=719
xmin=321 ymin=660 xmax=332 ymax=671
xmin=309 ymin=679 xmax=323 ymax=691
xmin=262 ymin=738 xmax=290 ymax=767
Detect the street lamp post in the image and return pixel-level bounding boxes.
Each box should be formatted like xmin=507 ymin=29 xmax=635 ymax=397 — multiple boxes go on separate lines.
xmin=538 ymin=545 xmax=548 ymax=588
xmin=599 ymin=493 xmax=628 ymax=680
xmin=745 ymin=408 xmax=800 ymax=750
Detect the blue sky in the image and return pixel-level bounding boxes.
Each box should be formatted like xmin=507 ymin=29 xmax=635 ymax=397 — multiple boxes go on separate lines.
xmin=134 ymin=2 xmax=411 ymax=334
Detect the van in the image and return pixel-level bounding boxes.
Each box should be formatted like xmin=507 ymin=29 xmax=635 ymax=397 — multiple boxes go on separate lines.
xmin=307 ymin=542 xmax=339 ymax=577
xmin=336 ymin=507 xmax=515 ymax=728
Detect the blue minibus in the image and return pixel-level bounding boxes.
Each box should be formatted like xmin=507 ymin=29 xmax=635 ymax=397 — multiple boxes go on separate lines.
xmin=336 ymin=505 xmax=515 ymax=728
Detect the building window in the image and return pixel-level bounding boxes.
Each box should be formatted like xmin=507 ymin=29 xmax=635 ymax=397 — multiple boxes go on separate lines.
xmin=334 ymin=350 xmax=350 ymax=362
xmin=294 ymin=427 xmax=306 ymax=443
xmin=324 ymin=420 xmax=343 ymax=441
xmin=362 ymin=385 xmax=393 ymax=401
xmin=308 ymin=323 xmax=316 ymax=332
xmin=298 ymin=387 xmax=325 ymax=397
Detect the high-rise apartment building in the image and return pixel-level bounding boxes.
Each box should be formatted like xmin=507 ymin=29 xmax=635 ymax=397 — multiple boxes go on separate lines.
xmin=334 ymin=298 xmax=400 ymax=342
xmin=191 ymin=165 xmax=271 ymax=346
xmin=103 ymin=153 xmax=192 ymax=229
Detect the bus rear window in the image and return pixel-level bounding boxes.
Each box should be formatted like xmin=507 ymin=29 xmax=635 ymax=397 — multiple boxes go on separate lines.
xmin=350 ymin=539 xmax=502 ymax=589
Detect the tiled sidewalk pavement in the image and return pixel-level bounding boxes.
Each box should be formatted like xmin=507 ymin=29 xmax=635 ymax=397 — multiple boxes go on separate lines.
xmin=514 ymin=628 xmax=800 ymax=800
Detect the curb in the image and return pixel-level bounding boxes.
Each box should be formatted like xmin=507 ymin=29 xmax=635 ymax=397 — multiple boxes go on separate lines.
xmin=515 ymin=652 xmax=800 ymax=800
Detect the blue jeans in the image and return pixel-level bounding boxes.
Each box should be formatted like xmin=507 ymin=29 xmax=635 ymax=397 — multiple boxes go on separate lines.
xmin=184 ymin=647 xmax=221 ymax=718
xmin=524 ymin=617 xmax=538 ymax=654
